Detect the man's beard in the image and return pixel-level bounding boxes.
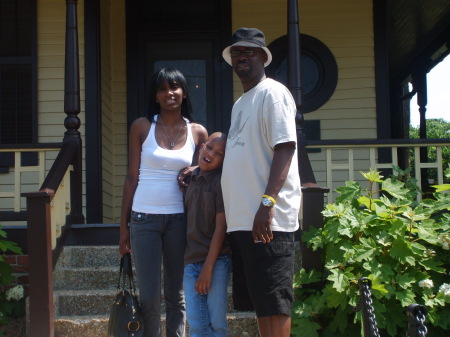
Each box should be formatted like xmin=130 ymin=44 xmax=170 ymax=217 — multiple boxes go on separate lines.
xmin=234 ymin=61 xmax=252 ymax=78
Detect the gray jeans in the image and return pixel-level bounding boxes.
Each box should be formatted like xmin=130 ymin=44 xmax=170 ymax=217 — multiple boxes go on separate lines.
xmin=130 ymin=211 xmax=187 ymax=337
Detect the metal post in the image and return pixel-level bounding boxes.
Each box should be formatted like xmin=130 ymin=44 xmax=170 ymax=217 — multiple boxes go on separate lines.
xmin=287 ymin=0 xmax=329 ymax=276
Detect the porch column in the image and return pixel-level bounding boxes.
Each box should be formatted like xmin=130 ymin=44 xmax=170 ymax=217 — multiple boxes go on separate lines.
xmin=287 ymin=0 xmax=328 ymax=273
xmin=64 ymin=0 xmax=84 ymax=224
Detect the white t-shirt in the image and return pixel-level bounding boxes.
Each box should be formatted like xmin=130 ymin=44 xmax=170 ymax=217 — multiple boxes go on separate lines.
xmin=132 ymin=116 xmax=195 ymax=214
xmin=221 ymin=78 xmax=301 ymax=232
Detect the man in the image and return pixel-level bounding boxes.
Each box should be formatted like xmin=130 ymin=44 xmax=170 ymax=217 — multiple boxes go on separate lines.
xmin=221 ymin=27 xmax=301 ymax=337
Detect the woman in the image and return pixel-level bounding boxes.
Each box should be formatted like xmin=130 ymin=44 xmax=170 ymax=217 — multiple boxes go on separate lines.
xmin=119 ymin=68 xmax=208 ymax=337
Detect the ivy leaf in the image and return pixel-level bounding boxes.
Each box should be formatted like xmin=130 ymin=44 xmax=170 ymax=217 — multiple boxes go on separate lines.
xmin=395 ymin=272 xmax=415 ymax=289
xmin=294 ymin=268 xmax=323 ymax=287
xmin=374 ymin=202 xmax=391 ymax=218
xmin=432 ymin=183 xmax=450 ymax=193
xmin=417 ymin=225 xmax=440 ymax=245
xmin=395 ymin=289 xmax=416 ymax=306
xmin=358 ymin=195 xmax=374 ymax=211
xmin=374 ymin=231 xmax=392 ymax=247
xmin=361 ymin=169 xmax=384 ymax=183
xmin=418 ymin=259 xmax=445 ymax=272
xmin=329 ymin=307 xmax=349 ymax=333
xmin=291 ymin=318 xmax=320 ymax=337
xmin=382 ymin=178 xmax=409 ymax=200
xmin=370 ymin=276 xmax=389 ymax=297
xmin=327 ymin=268 xmax=349 ymax=293
xmin=335 ymin=181 xmax=361 ymax=203
xmin=323 ymin=287 xmax=348 ymax=308
xmin=353 ymin=238 xmax=378 ymax=262
xmin=389 ymin=238 xmax=415 ymax=266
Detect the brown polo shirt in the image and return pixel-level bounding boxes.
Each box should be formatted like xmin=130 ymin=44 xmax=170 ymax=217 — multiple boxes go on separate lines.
xmin=184 ymin=167 xmax=231 ymax=265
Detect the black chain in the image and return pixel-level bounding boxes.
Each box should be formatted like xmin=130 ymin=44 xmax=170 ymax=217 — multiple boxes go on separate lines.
xmin=358 ymin=277 xmax=381 ymax=337
xmin=407 ymin=304 xmax=428 ymax=337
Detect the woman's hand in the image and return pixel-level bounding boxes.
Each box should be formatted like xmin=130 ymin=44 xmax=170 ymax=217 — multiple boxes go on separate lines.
xmin=119 ymin=227 xmax=131 ymax=257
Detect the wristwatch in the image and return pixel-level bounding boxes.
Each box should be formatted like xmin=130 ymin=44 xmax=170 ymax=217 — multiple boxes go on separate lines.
xmin=261 ymin=195 xmax=276 ymax=207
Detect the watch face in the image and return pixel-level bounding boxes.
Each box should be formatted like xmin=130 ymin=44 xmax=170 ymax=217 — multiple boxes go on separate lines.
xmin=262 ymin=197 xmax=274 ymax=207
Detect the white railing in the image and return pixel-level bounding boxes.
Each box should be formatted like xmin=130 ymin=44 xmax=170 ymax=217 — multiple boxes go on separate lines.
xmin=0 ymin=146 xmax=71 ymax=249
xmin=305 ymin=139 xmax=449 ymax=203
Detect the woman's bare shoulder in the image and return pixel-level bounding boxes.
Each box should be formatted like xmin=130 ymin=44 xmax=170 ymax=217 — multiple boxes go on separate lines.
xmin=130 ymin=117 xmax=151 ymax=141
xmin=190 ymin=122 xmax=208 ymax=144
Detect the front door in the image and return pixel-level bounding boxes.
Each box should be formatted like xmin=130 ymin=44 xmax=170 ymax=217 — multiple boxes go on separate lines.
xmin=126 ymin=1 xmax=232 ymax=134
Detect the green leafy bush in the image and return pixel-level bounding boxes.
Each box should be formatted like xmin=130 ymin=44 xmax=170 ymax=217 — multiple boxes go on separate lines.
xmin=292 ymin=168 xmax=450 ymax=337
xmin=0 ymin=225 xmax=25 ymax=329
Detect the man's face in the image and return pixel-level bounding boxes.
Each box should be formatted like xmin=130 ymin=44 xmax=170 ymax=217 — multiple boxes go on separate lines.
xmin=230 ymin=46 xmax=267 ymax=80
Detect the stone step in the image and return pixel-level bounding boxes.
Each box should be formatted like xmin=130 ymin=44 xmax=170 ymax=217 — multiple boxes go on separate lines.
xmin=55 ymin=312 xmax=259 ymax=337
xmin=57 ymin=246 xmax=119 ymax=268
xmin=54 ymin=266 xmax=119 ymax=291
xmin=54 ymin=287 xmax=237 ymax=317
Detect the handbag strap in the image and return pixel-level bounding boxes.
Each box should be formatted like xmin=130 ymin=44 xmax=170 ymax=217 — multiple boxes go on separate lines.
xmin=117 ymin=253 xmax=138 ymax=295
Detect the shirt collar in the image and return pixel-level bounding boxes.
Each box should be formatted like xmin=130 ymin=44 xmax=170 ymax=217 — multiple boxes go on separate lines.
xmin=191 ymin=167 xmax=221 ymax=183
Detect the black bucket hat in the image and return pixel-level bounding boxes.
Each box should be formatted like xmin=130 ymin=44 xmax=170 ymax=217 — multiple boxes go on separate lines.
xmin=222 ymin=27 xmax=272 ymax=67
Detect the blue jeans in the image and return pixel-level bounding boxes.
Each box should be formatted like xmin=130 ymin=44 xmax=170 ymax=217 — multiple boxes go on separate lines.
xmin=130 ymin=212 xmax=187 ymax=337
xmin=183 ymin=255 xmax=231 ymax=337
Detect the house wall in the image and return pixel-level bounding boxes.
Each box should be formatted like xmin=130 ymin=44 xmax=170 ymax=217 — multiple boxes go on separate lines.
xmin=100 ymin=0 xmax=127 ymax=223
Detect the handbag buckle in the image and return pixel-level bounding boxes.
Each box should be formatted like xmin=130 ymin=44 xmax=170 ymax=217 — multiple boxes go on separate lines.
xmin=128 ymin=320 xmax=141 ymax=332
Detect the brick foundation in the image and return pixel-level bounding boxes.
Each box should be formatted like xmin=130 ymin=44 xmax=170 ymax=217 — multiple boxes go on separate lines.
xmin=3 ymin=254 xmax=30 ymax=290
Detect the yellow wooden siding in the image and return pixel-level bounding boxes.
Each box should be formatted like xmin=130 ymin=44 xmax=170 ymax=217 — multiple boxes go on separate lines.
xmin=100 ymin=0 xmax=128 ymax=223
xmin=100 ymin=0 xmax=114 ymax=223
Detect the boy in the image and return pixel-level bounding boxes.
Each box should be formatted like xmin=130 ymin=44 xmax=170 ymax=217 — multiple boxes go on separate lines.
xmin=183 ymin=132 xmax=231 ymax=337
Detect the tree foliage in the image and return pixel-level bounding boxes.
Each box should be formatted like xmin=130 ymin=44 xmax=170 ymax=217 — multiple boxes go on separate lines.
xmin=409 ymin=118 xmax=450 ymax=180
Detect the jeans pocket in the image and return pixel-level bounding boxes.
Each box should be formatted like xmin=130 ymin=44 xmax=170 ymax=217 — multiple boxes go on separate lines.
xmin=130 ymin=211 xmax=154 ymax=223
xmin=268 ymin=240 xmax=294 ymax=256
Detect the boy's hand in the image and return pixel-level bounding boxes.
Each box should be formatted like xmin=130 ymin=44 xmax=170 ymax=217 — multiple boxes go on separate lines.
xmin=195 ymin=267 xmax=213 ymax=294
xmin=177 ymin=166 xmax=196 ymax=188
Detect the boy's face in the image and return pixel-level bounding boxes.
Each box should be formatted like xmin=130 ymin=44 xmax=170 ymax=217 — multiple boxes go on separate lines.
xmin=198 ymin=137 xmax=225 ymax=172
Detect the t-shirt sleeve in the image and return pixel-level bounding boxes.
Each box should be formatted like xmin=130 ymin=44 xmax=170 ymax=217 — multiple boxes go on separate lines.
xmin=263 ymin=86 xmax=298 ymax=149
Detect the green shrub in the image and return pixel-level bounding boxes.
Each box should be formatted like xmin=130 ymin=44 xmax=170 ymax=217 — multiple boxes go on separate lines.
xmin=0 ymin=225 xmax=25 ymax=329
xmin=292 ymin=167 xmax=450 ymax=337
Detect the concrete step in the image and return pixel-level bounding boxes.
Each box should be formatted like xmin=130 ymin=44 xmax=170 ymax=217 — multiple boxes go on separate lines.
xmin=55 ymin=312 xmax=259 ymax=337
xmin=54 ymin=266 xmax=119 ymax=291
xmin=54 ymin=288 xmax=237 ymax=317
xmin=57 ymin=246 xmax=119 ymax=268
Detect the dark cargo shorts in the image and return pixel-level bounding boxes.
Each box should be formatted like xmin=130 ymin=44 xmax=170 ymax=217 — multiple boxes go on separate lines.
xmin=229 ymin=231 xmax=295 ymax=317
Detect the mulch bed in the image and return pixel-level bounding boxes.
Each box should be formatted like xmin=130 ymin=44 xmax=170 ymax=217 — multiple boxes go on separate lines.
xmin=0 ymin=317 xmax=26 ymax=337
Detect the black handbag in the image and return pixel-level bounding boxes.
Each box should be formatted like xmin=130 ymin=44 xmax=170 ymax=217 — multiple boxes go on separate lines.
xmin=108 ymin=253 xmax=144 ymax=337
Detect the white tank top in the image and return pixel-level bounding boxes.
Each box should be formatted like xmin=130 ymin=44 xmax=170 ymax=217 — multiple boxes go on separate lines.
xmin=132 ymin=115 xmax=195 ymax=214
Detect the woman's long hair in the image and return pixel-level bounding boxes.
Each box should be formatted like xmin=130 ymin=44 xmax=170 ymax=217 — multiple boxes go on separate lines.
xmin=149 ymin=68 xmax=194 ymax=122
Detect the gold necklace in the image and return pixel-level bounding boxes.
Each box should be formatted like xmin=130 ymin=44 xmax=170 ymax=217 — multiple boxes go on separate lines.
xmin=159 ymin=115 xmax=184 ymax=147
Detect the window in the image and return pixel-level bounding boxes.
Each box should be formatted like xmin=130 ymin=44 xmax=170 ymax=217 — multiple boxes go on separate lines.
xmin=0 ymin=0 xmax=36 ymax=145
xmin=266 ymin=34 xmax=338 ymax=114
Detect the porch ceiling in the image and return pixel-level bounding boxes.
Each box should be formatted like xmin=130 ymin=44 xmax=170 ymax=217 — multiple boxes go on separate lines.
xmin=387 ymin=0 xmax=450 ymax=80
